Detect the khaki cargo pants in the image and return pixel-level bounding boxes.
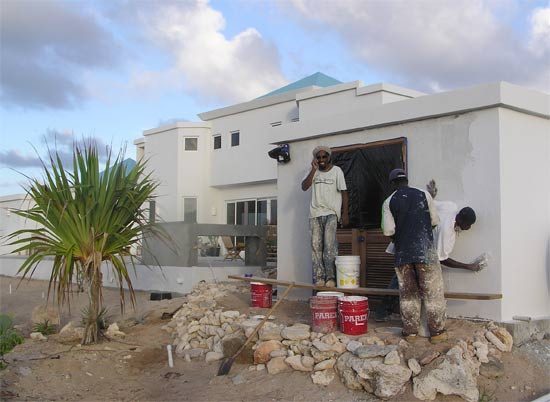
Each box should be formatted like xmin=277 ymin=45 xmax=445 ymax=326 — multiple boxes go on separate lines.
xmin=395 ymin=261 xmax=446 ymax=336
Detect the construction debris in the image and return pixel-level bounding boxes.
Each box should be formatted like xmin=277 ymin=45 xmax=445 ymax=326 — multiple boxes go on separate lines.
xmin=161 ymin=281 xmax=517 ymax=401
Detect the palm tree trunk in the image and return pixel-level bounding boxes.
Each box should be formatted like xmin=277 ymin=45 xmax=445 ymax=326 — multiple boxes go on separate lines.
xmin=82 ymin=266 xmax=102 ymax=344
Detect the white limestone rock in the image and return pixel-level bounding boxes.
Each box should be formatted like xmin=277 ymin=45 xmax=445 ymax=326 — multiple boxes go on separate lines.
xmin=408 ymin=358 xmax=422 ymax=376
xmin=384 ymin=350 xmax=401 ymax=365
xmin=267 ymin=356 xmax=290 ymax=374
xmin=413 ymin=344 xmax=480 ymax=402
xmin=205 ymin=351 xmax=224 ymax=362
xmin=311 ymin=369 xmax=336 ymax=386
xmin=314 ymin=358 xmax=336 ymax=371
xmin=285 ymin=355 xmax=315 ymax=371
xmin=281 ymin=323 xmax=311 ymax=341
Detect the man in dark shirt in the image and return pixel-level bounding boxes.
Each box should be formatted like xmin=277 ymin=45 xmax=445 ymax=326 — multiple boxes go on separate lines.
xmin=382 ymin=168 xmax=447 ymax=343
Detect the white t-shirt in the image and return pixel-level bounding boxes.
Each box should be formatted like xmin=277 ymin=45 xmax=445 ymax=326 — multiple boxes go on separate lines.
xmin=307 ymin=165 xmax=347 ymax=219
xmin=385 ymin=200 xmax=458 ymax=261
xmin=433 ymin=200 xmax=458 ymax=261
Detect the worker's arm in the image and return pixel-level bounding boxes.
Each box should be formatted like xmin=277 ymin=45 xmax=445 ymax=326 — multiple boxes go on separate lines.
xmin=442 ymin=253 xmax=488 ymax=272
xmin=441 ymin=258 xmax=483 ymax=271
xmin=381 ymin=197 xmax=395 ymax=237
xmin=301 ymin=159 xmax=318 ymax=191
xmin=425 ymin=190 xmax=440 ymax=228
xmin=341 ymin=190 xmax=349 ymax=226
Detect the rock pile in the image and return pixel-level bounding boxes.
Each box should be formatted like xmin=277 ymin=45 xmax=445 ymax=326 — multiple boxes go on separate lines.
xmin=163 ymin=282 xmax=516 ymax=401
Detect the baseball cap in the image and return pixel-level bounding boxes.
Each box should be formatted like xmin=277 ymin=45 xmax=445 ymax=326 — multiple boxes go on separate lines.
xmin=388 ymin=168 xmax=407 ymax=182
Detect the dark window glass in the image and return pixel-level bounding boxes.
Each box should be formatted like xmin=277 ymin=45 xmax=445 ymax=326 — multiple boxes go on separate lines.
xmin=184 ymin=198 xmax=197 ymax=223
xmin=231 ymin=131 xmax=240 ymax=147
xmin=257 ymin=200 xmax=267 ymax=226
xmin=184 ymin=137 xmax=198 ymax=151
xmin=213 ymin=135 xmax=221 ymax=149
xmin=270 ymin=199 xmax=277 ymax=225
xmin=226 ymin=203 xmax=235 ymax=224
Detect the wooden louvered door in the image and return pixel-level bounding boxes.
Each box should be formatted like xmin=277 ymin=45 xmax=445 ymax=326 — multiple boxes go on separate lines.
xmin=337 ymin=228 xmax=394 ymax=291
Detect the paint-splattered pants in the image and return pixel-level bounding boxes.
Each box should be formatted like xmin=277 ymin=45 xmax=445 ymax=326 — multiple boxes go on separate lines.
xmin=395 ymin=261 xmax=446 ymax=336
xmin=310 ymin=214 xmax=338 ymax=284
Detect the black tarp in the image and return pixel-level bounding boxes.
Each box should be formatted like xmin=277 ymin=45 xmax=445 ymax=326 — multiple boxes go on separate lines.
xmin=332 ymin=141 xmax=406 ymax=229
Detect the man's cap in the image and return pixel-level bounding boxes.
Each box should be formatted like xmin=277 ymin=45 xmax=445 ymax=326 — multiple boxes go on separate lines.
xmin=312 ymin=145 xmax=331 ymax=158
xmin=388 ymin=168 xmax=407 ymax=182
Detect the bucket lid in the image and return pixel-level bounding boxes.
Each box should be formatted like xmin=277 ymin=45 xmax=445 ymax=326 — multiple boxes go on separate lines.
xmin=316 ymin=291 xmax=345 ymax=298
xmin=251 ymin=282 xmax=271 ymax=286
xmin=338 ymin=295 xmax=368 ymax=303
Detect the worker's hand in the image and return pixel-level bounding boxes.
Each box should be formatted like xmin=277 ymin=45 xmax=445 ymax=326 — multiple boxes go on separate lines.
xmin=471 ymin=253 xmax=490 ymax=272
xmin=341 ymin=212 xmax=349 ymax=227
xmin=311 ymin=158 xmax=319 ymax=171
xmin=426 ymin=179 xmax=438 ymax=199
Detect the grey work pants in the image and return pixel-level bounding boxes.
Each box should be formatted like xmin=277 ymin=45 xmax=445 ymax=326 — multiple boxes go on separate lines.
xmin=310 ymin=214 xmax=338 ymax=284
xmin=395 ymin=261 xmax=446 ymax=336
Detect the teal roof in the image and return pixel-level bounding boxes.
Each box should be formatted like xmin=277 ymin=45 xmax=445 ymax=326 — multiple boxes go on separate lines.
xmin=99 ymin=158 xmax=136 ymax=179
xmin=259 ymin=72 xmax=341 ymax=98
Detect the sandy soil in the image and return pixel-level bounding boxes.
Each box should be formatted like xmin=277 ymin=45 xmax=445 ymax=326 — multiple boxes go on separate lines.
xmin=1 ymin=276 xmax=549 ymax=402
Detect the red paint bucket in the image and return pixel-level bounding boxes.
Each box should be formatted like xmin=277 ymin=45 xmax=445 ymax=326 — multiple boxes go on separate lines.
xmin=250 ymin=282 xmax=272 ymax=308
xmin=338 ymin=296 xmax=369 ymax=335
xmin=310 ymin=296 xmax=338 ymax=333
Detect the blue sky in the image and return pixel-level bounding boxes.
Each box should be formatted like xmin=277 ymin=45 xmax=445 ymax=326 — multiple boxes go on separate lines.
xmin=1 ymin=0 xmax=549 ymax=196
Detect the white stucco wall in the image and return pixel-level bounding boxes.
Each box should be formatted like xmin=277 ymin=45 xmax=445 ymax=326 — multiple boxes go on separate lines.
xmin=208 ymin=100 xmax=297 ymax=187
xmin=0 ymin=194 xmax=38 ymax=255
xmin=141 ymin=122 xmax=214 ymax=223
xmin=0 ymin=257 xmax=261 ymax=295
xmin=499 ymin=108 xmax=550 ymax=320
xmin=277 ymin=111 xmax=504 ymax=319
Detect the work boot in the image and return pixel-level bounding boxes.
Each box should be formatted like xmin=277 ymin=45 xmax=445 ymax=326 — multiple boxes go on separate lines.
xmin=325 ymin=279 xmax=336 ymax=288
xmin=430 ymin=331 xmax=448 ymax=344
xmin=314 ymin=279 xmax=326 ymax=287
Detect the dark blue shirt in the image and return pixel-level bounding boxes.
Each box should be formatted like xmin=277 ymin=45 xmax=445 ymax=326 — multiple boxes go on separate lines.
xmin=385 ymin=186 xmax=438 ymax=266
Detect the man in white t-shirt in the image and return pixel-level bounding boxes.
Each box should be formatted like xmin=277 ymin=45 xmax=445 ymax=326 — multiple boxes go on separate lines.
xmin=376 ymin=180 xmax=485 ymax=322
xmin=301 ymin=145 xmax=348 ymax=287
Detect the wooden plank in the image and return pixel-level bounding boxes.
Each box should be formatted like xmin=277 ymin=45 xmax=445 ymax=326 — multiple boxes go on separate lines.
xmin=228 ymin=275 xmax=503 ymax=300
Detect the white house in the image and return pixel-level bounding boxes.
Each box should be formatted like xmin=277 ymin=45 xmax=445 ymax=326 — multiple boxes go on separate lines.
xmin=135 ymin=73 xmax=549 ymax=323
xmin=1 ymin=72 xmax=548 ymax=325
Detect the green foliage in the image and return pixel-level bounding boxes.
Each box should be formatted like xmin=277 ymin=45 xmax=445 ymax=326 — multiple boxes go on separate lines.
xmin=81 ymin=307 xmax=110 ymax=330
xmin=6 ymin=142 xmax=160 ymax=343
xmin=0 ymin=314 xmax=24 ymax=357
xmin=32 ymin=319 xmax=57 ymax=335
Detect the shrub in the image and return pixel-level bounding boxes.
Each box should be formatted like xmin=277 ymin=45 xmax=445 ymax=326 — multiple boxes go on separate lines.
xmin=0 ymin=314 xmax=24 ymax=363
xmin=32 ymin=319 xmax=57 ymax=335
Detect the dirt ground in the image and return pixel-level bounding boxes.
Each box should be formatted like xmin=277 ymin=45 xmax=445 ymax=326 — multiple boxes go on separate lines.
xmin=1 ymin=276 xmax=549 ymax=402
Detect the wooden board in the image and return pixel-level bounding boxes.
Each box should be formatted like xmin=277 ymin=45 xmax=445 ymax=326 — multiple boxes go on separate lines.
xmin=228 ymin=275 xmax=503 ymax=300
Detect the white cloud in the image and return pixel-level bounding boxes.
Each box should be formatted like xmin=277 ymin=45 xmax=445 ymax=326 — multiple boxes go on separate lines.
xmin=283 ymin=0 xmax=549 ymax=93
xmin=0 ymin=0 xmax=123 ymax=109
xmin=529 ymin=7 xmax=550 ymax=57
xmin=132 ymin=0 xmax=287 ymax=103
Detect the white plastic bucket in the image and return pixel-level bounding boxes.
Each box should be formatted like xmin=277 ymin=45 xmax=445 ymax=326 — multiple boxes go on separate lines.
xmin=335 ymin=255 xmax=361 ymax=289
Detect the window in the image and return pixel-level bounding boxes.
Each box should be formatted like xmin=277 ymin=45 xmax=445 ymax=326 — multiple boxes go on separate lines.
xmin=213 ymin=135 xmax=221 ymax=150
xmin=183 ymin=197 xmax=197 ymax=223
xmin=184 ymin=137 xmax=198 ymax=151
xmin=231 ymin=131 xmax=240 ymax=147
xmin=331 ymin=137 xmax=406 ymax=228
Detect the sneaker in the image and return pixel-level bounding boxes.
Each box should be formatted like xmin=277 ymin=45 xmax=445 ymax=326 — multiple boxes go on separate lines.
xmin=325 ymin=279 xmax=336 ymax=288
xmin=430 ymin=331 xmax=448 ymax=344
xmin=314 ymin=280 xmax=326 ymax=287
xmin=403 ymin=333 xmax=418 ymax=343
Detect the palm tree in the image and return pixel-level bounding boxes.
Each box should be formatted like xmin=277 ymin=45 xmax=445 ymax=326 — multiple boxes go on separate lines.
xmin=7 ymin=143 xmax=158 ymax=344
